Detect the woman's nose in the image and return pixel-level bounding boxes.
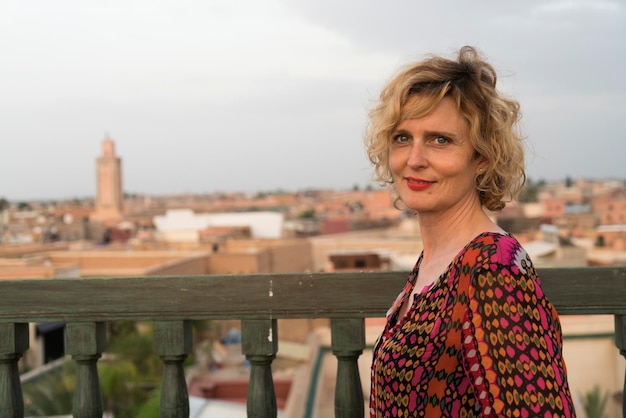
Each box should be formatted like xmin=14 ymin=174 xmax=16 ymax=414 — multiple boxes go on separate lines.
xmin=406 ymin=142 xmax=426 ymax=168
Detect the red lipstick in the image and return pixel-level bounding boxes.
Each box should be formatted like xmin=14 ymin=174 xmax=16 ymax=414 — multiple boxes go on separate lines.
xmin=405 ymin=177 xmax=433 ymax=191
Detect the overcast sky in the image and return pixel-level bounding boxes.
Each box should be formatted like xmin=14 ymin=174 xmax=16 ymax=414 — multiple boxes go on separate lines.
xmin=1 ymin=0 xmax=624 ymax=201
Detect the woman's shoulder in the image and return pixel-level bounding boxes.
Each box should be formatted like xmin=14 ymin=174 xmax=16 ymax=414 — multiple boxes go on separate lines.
xmin=462 ymin=231 xmax=532 ymax=271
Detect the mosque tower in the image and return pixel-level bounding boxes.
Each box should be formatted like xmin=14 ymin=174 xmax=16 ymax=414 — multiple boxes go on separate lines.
xmin=91 ymin=136 xmax=123 ymax=223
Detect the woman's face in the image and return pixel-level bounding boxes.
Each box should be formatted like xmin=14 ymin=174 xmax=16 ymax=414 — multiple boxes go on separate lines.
xmin=388 ymin=96 xmax=483 ymax=216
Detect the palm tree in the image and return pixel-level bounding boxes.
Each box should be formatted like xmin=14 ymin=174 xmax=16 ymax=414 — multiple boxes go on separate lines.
xmin=23 ymin=360 xmax=74 ymax=416
xmin=582 ymin=385 xmax=610 ymax=418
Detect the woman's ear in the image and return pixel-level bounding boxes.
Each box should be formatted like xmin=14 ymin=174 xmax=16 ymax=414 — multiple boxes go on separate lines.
xmin=475 ymin=155 xmax=488 ymax=173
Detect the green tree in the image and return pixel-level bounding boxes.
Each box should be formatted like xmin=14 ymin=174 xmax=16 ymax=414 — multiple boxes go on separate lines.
xmin=581 ymin=385 xmax=609 ymax=418
xmin=107 ymin=323 xmax=161 ymax=378
xmin=0 ymin=197 xmax=8 ymax=211
xmin=23 ymin=319 xmax=214 ymax=416
xmin=99 ymin=359 xmax=142 ymax=415
xmin=17 ymin=201 xmax=31 ymax=211
xmin=23 ymin=360 xmax=74 ymax=416
xmin=136 ymin=387 xmax=161 ymax=418
xmin=298 ymin=209 xmax=316 ymax=219
xmin=23 ymin=323 xmax=159 ymax=418
xmin=518 ymin=178 xmax=540 ymax=202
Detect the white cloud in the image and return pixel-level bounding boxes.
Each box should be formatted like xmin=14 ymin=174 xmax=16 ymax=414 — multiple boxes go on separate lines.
xmin=533 ymin=0 xmax=621 ymax=14
xmin=0 ymin=0 xmax=624 ymax=199
xmin=0 ymin=0 xmax=394 ymax=105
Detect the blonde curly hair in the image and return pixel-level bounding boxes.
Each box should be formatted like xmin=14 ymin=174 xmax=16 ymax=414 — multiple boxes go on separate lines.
xmin=365 ymin=46 xmax=525 ymax=211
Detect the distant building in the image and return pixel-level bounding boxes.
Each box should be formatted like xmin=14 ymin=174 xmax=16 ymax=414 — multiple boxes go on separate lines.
xmin=593 ymin=197 xmax=626 ymax=225
xmin=594 ymin=224 xmax=626 ymax=252
xmin=0 ymin=256 xmax=79 ymax=368
xmin=327 ymin=249 xmax=391 ymax=271
xmin=153 ymin=209 xmax=284 ymax=243
xmin=91 ymin=137 xmax=123 ymax=223
xmin=320 ymin=216 xmax=350 ymax=235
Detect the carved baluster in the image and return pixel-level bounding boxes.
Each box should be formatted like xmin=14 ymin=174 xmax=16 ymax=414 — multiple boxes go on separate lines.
xmin=331 ymin=318 xmax=365 ymax=418
xmin=65 ymin=322 xmax=106 ymax=418
xmin=242 ymin=319 xmax=278 ymax=418
xmin=0 ymin=323 xmax=28 ymax=418
xmin=155 ymin=320 xmax=192 ymax=418
xmin=615 ymin=315 xmax=626 ymax=418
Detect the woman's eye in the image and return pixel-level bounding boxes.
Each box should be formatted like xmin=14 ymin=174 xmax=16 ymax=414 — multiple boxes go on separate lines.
xmin=392 ymin=134 xmax=410 ymax=143
xmin=434 ymin=136 xmax=449 ymax=145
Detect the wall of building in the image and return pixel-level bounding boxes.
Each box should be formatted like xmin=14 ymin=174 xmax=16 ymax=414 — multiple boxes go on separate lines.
xmin=593 ymin=197 xmax=626 ymax=225
xmin=593 ymin=217 xmax=626 ymax=250
xmin=541 ymin=198 xmax=566 ymax=219
xmin=223 ymin=239 xmax=313 ymax=273
xmin=560 ymin=315 xmax=624 ymax=418
xmin=0 ymin=243 xmax=69 ymax=258
xmin=328 ymin=253 xmax=382 ymax=271
xmin=207 ymin=251 xmax=269 ymax=274
xmin=309 ymin=229 xmax=423 ymax=272
xmin=0 ymin=256 xmax=80 ymax=279
xmin=46 ymin=250 xmax=210 ymax=276
xmin=267 ymin=240 xmax=313 ymax=273
xmin=144 ymin=254 xmax=209 ymax=276
xmin=0 ymin=266 xmax=54 ymax=279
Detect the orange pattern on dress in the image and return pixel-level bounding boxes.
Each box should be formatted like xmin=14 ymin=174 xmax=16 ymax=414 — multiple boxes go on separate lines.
xmin=370 ymin=232 xmax=575 ymax=417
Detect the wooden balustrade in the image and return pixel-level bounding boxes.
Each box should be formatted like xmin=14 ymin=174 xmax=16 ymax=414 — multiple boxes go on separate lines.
xmin=0 ymin=323 xmax=28 ymax=418
xmin=331 ymin=318 xmax=365 ymax=418
xmin=242 ymin=319 xmax=279 ymax=418
xmin=0 ymin=267 xmax=625 ymax=417
xmin=155 ymin=320 xmax=192 ymax=418
xmin=65 ymin=322 xmax=106 ymax=418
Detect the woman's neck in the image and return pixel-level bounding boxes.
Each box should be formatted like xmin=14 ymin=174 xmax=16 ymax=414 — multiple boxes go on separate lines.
xmin=417 ymin=203 xmax=500 ymax=263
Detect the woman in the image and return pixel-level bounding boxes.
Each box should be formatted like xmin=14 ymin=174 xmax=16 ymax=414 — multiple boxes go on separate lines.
xmin=366 ymin=46 xmax=575 ymax=417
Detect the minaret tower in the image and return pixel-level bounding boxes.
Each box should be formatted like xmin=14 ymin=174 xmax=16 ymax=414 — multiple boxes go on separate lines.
xmin=92 ymin=136 xmax=123 ymax=222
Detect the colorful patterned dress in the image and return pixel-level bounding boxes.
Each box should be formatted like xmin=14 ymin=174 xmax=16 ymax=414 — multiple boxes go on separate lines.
xmin=370 ymin=232 xmax=575 ymax=417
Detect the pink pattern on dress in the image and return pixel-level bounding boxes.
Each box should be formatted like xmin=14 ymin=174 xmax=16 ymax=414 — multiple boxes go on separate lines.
xmin=370 ymin=232 xmax=575 ymax=417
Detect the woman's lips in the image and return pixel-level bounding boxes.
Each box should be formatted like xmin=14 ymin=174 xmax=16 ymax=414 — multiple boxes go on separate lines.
xmin=405 ymin=177 xmax=434 ymax=191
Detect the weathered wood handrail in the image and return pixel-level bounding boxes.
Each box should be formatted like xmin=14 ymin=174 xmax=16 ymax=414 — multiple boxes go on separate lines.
xmin=0 ymin=267 xmax=625 ymax=417
xmin=65 ymin=322 xmax=106 ymax=417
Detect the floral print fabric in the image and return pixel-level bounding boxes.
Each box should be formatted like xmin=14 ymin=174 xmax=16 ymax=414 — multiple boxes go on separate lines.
xmin=370 ymin=232 xmax=575 ymax=417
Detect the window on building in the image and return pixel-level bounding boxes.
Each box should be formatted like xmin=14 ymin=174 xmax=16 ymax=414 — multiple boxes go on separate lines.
xmin=335 ymin=260 xmax=347 ymax=269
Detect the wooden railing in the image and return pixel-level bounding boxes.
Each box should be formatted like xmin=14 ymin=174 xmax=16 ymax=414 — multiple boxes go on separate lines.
xmin=1 ymin=267 xmax=626 ymax=418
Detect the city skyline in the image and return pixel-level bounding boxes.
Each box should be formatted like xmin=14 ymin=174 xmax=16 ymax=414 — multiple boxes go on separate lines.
xmin=3 ymin=173 xmax=626 ymax=204
xmin=1 ymin=0 xmax=625 ymax=201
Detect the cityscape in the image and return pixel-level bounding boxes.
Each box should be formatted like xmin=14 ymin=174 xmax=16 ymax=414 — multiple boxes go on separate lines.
xmin=2 ymin=0 xmax=624 ymax=416
xmin=1 ymin=137 xmax=625 ymax=417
